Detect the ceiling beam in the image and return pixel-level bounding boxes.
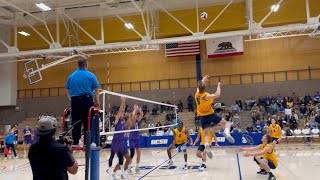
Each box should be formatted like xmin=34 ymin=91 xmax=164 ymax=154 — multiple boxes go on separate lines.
xmin=257 ymin=0 xmax=285 ymax=27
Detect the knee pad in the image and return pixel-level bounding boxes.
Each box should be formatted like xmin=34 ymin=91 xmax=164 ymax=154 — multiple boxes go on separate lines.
xmin=182 ymin=145 xmax=187 ymax=154
xmin=130 ymin=148 xmax=135 ymax=159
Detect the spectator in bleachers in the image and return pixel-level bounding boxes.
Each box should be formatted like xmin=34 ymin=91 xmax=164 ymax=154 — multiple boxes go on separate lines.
xmin=259 ymin=105 xmax=266 ymax=116
xmin=246 ymin=124 xmax=254 ymax=133
xmin=309 ymin=110 xmax=316 ymax=119
xmin=315 ymin=111 xmax=320 ymax=124
xmin=152 ymin=104 xmax=159 ymax=115
xmin=308 ymin=118 xmax=318 ymax=130
xmin=278 ymin=105 xmax=285 ymax=113
xmin=251 ymin=111 xmax=260 ymax=123
xmin=262 ymin=118 xmax=270 ymax=128
xmin=148 ymin=123 xmax=156 ymax=135
xmin=289 ymin=110 xmax=299 ymax=130
xmin=155 ymin=121 xmax=162 ymax=131
xmin=276 ymin=94 xmax=283 ymax=105
xmin=230 ymin=102 xmax=241 ymax=114
xmin=264 ymin=96 xmax=272 ymax=107
xmin=251 ymin=103 xmax=259 ymax=112
xmin=299 ymin=104 xmax=308 ymax=118
xmin=160 ymin=101 xmax=165 ymax=113
xmin=277 ymin=111 xmax=285 ymax=129
xmin=304 ymin=94 xmax=312 ymax=104
xmin=166 ymin=101 xmax=172 ymax=111
xmin=314 ymin=92 xmax=320 ymax=104
xmin=236 ymin=98 xmax=243 ymax=110
xmin=142 ymin=104 xmax=148 ymax=116
xmin=178 ymin=100 xmax=183 ymax=112
xmin=270 ymin=100 xmax=278 ymax=115
xmin=254 ymin=119 xmax=264 ymax=133
xmin=286 ymin=99 xmax=294 ymax=108
xmin=187 ymin=95 xmax=194 ymax=112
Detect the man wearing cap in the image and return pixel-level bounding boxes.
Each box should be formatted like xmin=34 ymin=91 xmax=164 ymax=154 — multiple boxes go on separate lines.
xmin=28 ymin=116 xmax=78 ymax=180
xmin=66 ymin=58 xmax=100 ymax=146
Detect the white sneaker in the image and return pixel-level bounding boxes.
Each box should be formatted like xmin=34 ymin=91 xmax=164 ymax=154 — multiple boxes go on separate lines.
xmin=111 ymin=174 xmax=117 ymax=180
xmin=126 ymin=168 xmax=133 ymax=175
xmin=15 ymin=156 xmax=19 ymax=159
xmin=223 ymin=132 xmax=235 ymax=144
xmin=4 ymin=157 xmax=7 ymax=161
xmin=167 ymin=159 xmax=173 ymax=166
xmin=121 ymin=172 xmax=128 ymax=179
xmin=135 ymin=167 xmax=141 ymax=174
xmin=205 ymin=144 xmax=213 ymax=159
xmin=183 ymin=165 xmax=188 ymax=170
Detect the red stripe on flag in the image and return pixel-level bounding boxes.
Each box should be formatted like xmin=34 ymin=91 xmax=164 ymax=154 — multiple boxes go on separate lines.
xmin=207 ymin=52 xmax=244 ymax=58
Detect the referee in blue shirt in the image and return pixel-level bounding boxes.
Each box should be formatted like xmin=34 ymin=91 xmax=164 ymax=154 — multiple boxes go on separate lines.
xmin=66 ymin=58 xmax=100 ymax=145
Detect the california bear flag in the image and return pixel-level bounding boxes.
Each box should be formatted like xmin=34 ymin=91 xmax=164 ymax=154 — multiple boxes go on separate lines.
xmin=206 ymin=36 xmax=244 ymax=58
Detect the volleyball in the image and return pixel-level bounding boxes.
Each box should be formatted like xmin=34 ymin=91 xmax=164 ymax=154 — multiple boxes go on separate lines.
xmin=200 ymin=12 xmax=208 ymax=20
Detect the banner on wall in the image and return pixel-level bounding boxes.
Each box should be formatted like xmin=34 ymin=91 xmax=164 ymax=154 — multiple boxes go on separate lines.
xmin=206 ymin=36 xmax=244 ymax=58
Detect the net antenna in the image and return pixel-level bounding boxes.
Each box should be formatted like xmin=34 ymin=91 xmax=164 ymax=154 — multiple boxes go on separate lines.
xmin=23 ymin=50 xmax=88 ymax=84
xmin=99 ymin=90 xmax=178 ymax=135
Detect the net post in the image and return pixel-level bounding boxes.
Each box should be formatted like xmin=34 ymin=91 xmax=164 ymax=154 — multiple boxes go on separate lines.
xmin=102 ymin=92 xmax=106 ymax=132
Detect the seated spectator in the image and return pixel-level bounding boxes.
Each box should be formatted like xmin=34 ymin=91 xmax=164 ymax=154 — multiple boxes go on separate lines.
xmin=251 ymin=103 xmax=259 ymax=112
xmin=177 ymin=100 xmax=183 ymax=112
xmin=309 ymin=110 xmax=316 ymax=119
xmin=262 ymin=118 xmax=270 ymax=128
xmin=289 ymin=111 xmax=299 ymax=130
xmin=148 ymin=123 xmax=156 ymax=135
xmin=230 ymin=102 xmax=241 ymax=114
xmin=166 ymin=101 xmax=172 ymax=111
xmin=187 ymin=95 xmax=194 ymax=112
xmin=232 ymin=124 xmax=241 ymax=133
xmin=214 ymin=100 xmax=222 ymax=108
xmin=236 ymin=98 xmax=243 ymax=110
xmin=246 ymin=124 xmax=254 ymax=133
xmin=315 ymin=111 xmax=320 ymax=124
xmin=152 ymin=104 xmax=159 ymax=115
xmin=142 ymin=104 xmax=148 ymax=116
xmin=264 ymin=96 xmax=272 ymax=106
xmin=164 ymin=121 xmax=171 ymax=133
xmin=278 ymin=105 xmax=285 ymax=113
xmin=233 ymin=113 xmax=241 ymax=128
xmin=308 ymin=118 xmax=318 ymax=130
xmin=155 ymin=121 xmax=162 ymax=131
xmin=251 ymin=111 xmax=260 ymax=123
xmin=286 ymin=99 xmax=293 ymax=108
xmin=160 ymin=101 xmax=165 ymax=113
xmin=305 ymin=94 xmax=312 ymax=104
xmin=276 ymin=94 xmax=283 ymax=105
xmin=299 ymin=104 xmax=308 ymax=118
xmin=270 ymin=100 xmax=278 ymax=115
xmin=314 ymin=92 xmax=320 ymax=104
xmin=254 ymin=119 xmax=264 ymax=132
xmin=259 ymin=105 xmax=266 ymax=116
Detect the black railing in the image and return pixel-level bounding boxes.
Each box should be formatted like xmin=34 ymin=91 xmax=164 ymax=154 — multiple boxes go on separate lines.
xmin=17 ymin=66 xmax=320 ymax=99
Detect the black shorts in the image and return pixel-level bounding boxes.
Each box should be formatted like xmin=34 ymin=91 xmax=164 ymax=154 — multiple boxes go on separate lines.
xmin=200 ymin=113 xmax=222 ymax=129
xmin=197 ymin=145 xmax=206 ymax=152
xmin=271 ymin=137 xmax=279 ymax=144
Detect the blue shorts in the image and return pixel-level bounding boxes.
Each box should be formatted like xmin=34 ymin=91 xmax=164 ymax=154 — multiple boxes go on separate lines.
xmin=129 ymin=139 xmax=140 ymax=149
xmin=271 ymin=137 xmax=279 ymax=144
xmin=200 ymin=113 xmax=222 ymax=129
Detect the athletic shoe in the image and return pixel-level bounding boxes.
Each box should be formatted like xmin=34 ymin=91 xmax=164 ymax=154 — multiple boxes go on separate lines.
xmin=198 ymin=164 xmax=206 ymax=171
xmin=111 ymin=174 xmax=117 ymax=180
xmin=126 ymin=168 xmax=133 ymax=175
xmin=167 ymin=159 xmax=173 ymax=166
xmin=135 ymin=167 xmax=141 ymax=174
xmin=205 ymin=144 xmax=213 ymax=159
xmin=121 ymin=172 xmax=128 ymax=179
xmin=183 ymin=165 xmax=188 ymax=170
xmin=257 ymin=169 xmax=268 ymax=175
xmin=268 ymin=173 xmax=276 ymax=180
xmin=222 ymin=132 xmax=235 ymax=144
xmin=15 ymin=156 xmax=19 ymax=159
xmin=4 ymin=157 xmax=7 ymax=161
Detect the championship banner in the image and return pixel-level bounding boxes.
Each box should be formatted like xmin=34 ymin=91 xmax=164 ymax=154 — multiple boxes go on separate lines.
xmin=206 ymin=36 xmax=244 ymax=58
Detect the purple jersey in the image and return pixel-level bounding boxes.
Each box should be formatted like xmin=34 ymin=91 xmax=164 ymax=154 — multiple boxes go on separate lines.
xmin=129 ymin=120 xmax=140 ymax=140
xmin=112 ymin=118 xmax=125 ymax=143
xmin=23 ymin=128 xmax=32 ymax=140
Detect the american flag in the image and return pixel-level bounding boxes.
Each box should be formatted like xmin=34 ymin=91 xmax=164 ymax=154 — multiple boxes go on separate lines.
xmin=165 ymin=41 xmax=200 ymax=57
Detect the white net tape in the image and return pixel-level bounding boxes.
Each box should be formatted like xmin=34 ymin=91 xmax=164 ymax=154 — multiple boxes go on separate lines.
xmin=99 ymin=90 xmax=178 ymax=136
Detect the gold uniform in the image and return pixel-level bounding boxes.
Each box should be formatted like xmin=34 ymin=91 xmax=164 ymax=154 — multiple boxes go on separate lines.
xmin=269 ymin=124 xmax=281 ymax=138
xmin=174 ymin=128 xmax=187 ymax=145
xmin=195 ymin=92 xmax=214 ymax=116
xmin=199 ymin=128 xmax=213 ymax=145
xmin=259 ymin=143 xmax=278 ymax=168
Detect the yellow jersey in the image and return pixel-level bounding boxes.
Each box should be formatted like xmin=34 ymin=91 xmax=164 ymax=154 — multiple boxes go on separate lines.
xmin=260 ymin=144 xmax=278 ymax=167
xmin=174 ymin=128 xmax=187 ymax=144
xmin=269 ymin=124 xmax=281 ymax=138
xmin=195 ymin=91 xmax=214 ymax=116
xmin=199 ymin=128 xmax=213 ymax=145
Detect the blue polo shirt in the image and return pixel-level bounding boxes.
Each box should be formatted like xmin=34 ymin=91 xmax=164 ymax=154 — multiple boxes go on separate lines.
xmin=66 ymin=68 xmax=100 ymax=97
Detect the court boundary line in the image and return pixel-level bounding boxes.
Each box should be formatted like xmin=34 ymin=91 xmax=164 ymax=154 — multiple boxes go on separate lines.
xmin=138 ymin=152 xmax=179 ymax=180
xmin=236 ymin=153 xmax=242 ymax=180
